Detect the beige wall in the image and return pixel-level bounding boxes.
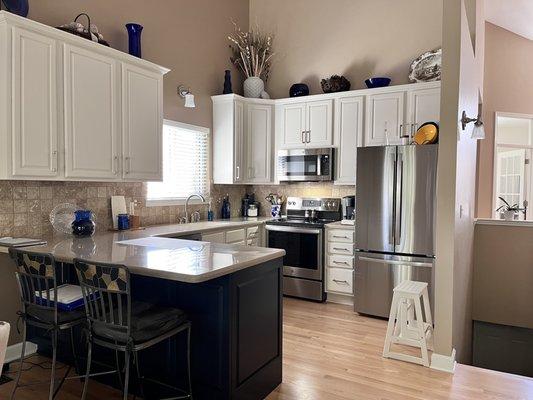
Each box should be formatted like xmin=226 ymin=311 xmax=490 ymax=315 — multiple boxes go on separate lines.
xmin=473 ymin=224 xmax=533 ymax=330
xmin=29 ymin=0 xmax=249 ymax=129
xmin=249 ymin=0 xmax=443 ymax=99
xmin=476 ymin=23 xmax=533 ymax=218
xmin=434 ymin=0 xmax=484 ymax=364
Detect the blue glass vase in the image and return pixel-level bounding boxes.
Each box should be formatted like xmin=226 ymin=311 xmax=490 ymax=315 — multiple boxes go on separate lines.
xmin=126 ymin=23 xmax=143 ymax=58
xmin=72 ymin=210 xmax=96 ymax=237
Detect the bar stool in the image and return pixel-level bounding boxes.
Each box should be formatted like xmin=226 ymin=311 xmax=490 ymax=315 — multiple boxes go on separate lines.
xmin=9 ymin=249 xmax=86 ymax=400
xmin=74 ymin=258 xmax=192 ymax=400
xmin=382 ymin=280 xmax=434 ymax=367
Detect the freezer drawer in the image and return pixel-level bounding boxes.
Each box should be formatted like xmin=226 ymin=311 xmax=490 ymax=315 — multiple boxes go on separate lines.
xmin=354 ymin=252 xmax=434 ymax=318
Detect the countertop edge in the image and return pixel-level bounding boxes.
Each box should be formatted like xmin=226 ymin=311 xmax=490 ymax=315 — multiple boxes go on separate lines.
xmin=475 ymin=218 xmax=533 ymax=227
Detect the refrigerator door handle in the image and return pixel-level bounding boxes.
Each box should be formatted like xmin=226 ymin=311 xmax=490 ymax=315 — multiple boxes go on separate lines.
xmin=395 ymin=151 xmax=404 ymax=244
xmin=358 ymin=256 xmax=433 ymax=268
xmin=389 ymin=152 xmax=396 ymax=245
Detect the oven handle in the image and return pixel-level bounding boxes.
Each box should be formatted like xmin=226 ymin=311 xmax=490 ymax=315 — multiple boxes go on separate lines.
xmin=265 ymin=225 xmax=321 ymax=235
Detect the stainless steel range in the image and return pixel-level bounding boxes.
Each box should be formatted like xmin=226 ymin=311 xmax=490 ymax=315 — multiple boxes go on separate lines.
xmin=265 ymin=197 xmax=342 ymax=301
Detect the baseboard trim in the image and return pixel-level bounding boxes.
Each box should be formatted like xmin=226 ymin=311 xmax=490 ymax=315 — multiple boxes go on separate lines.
xmin=430 ymin=348 xmax=456 ymax=373
xmin=5 ymin=341 xmax=38 ymax=364
xmin=326 ymin=293 xmax=354 ymax=306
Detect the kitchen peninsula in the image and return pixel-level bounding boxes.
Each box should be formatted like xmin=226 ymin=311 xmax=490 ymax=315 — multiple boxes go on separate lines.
xmin=4 ymin=220 xmax=284 ymax=400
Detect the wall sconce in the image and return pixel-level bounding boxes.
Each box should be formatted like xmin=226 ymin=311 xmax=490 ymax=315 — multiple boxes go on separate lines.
xmin=178 ymin=85 xmax=195 ymax=108
xmin=460 ymin=110 xmax=485 ymax=139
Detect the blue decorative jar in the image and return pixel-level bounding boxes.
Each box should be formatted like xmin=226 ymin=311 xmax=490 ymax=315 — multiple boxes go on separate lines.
xmin=126 ymin=23 xmax=143 ymax=58
xmin=290 ymin=83 xmax=309 ymax=97
xmin=72 ymin=210 xmax=96 ymax=237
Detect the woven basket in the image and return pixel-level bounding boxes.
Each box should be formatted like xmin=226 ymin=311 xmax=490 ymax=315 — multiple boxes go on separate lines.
xmin=56 ymin=13 xmax=109 ymax=47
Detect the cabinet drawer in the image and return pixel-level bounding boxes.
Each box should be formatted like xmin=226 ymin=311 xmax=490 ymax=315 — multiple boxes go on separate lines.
xmin=226 ymin=228 xmax=246 ymax=243
xmin=202 ymin=231 xmax=225 ymax=243
xmin=327 ymin=255 xmax=354 ymax=269
xmin=327 ymin=268 xmax=353 ymax=294
xmin=327 ymin=229 xmax=354 ymax=243
xmin=328 ymin=242 xmax=354 ymax=255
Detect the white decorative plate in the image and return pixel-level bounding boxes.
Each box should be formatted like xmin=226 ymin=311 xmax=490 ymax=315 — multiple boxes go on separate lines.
xmin=409 ymin=48 xmax=442 ymax=83
xmin=49 ymin=203 xmax=78 ymax=235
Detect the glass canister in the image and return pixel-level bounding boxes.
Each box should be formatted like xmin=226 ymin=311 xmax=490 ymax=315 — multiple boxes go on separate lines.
xmin=117 ymin=214 xmax=130 ymax=231
xmin=72 ymin=210 xmax=96 ymax=237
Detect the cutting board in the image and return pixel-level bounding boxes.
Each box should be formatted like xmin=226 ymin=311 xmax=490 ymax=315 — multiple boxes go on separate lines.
xmin=111 ymin=196 xmax=127 ymax=230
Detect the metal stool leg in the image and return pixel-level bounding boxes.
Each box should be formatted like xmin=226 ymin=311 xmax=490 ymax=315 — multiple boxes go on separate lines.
xmin=114 ymin=345 xmax=124 ymax=390
xmin=187 ymin=326 xmax=193 ymax=399
xmin=123 ymin=350 xmax=131 ymax=400
xmin=81 ymin=340 xmax=92 ymax=400
xmin=10 ymin=323 xmax=26 ymax=400
xmin=133 ymin=351 xmax=145 ymax=400
xmin=48 ymin=330 xmax=58 ymax=400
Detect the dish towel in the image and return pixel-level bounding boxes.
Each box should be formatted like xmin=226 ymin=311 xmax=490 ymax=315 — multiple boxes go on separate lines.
xmin=0 ymin=322 xmax=9 ymax=375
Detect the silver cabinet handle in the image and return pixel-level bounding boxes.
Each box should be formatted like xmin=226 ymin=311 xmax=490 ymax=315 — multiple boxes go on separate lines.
xmin=124 ymin=156 xmax=131 ymax=174
xmin=358 ymin=256 xmax=433 ymax=268
xmin=332 ymin=235 xmax=350 ymax=239
xmin=333 ymin=247 xmax=348 ymax=251
xmin=332 ymin=279 xmax=349 ymax=285
xmin=333 ymin=261 xmax=350 ymax=266
xmin=301 ymin=131 xmax=305 ymax=143
xmin=236 ymin=165 xmax=240 ymax=180
xmin=51 ymin=150 xmax=58 ymax=172
xmin=113 ymin=155 xmax=119 ymax=175
xmin=307 ymin=130 xmax=311 ymax=143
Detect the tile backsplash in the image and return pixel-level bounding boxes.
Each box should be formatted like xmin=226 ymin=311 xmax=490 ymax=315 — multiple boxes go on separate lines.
xmin=0 ymin=180 xmax=354 ymax=238
xmin=0 ymin=181 xmax=244 ymax=238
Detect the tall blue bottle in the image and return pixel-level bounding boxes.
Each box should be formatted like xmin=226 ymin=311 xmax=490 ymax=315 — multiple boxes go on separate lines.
xmin=126 ymin=23 xmax=143 ymax=58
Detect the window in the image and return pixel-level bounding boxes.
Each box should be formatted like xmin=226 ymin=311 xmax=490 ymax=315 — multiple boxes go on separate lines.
xmin=147 ymin=120 xmax=209 ymax=205
xmin=493 ymin=113 xmax=533 ymax=217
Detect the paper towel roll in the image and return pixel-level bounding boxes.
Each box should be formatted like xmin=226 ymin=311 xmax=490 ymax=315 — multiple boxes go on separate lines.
xmin=0 ymin=322 xmax=10 ymax=375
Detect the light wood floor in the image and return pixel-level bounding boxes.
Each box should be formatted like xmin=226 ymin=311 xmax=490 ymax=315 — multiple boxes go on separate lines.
xmin=2 ymin=298 xmax=533 ymax=400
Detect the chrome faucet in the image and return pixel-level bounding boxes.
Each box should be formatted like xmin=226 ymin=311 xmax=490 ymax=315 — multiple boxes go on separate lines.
xmin=185 ymin=194 xmax=206 ymax=223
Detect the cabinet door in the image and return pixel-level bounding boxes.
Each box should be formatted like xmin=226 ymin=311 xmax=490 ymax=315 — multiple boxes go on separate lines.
xmin=64 ymin=44 xmax=119 ymax=179
xmin=280 ymin=103 xmax=306 ymax=148
xmin=335 ymin=97 xmax=363 ymax=185
xmin=202 ymin=231 xmax=225 ymax=243
xmin=12 ymin=28 xmax=58 ymax=177
xmin=307 ymin=100 xmax=333 ymax=147
xmin=365 ymin=92 xmax=405 ymax=146
xmin=246 ymin=104 xmax=272 ymax=183
xmin=122 ymin=64 xmax=163 ymax=180
xmin=407 ymin=87 xmax=441 ymax=135
xmin=234 ymin=100 xmax=245 ymax=183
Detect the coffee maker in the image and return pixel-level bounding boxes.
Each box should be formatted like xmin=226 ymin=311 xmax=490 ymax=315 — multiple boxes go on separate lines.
xmin=242 ymin=193 xmax=260 ymax=217
xmin=342 ymin=195 xmax=355 ymax=220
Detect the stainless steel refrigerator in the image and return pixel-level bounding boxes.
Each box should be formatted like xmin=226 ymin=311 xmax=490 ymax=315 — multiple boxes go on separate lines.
xmin=355 ymin=144 xmax=437 ymax=317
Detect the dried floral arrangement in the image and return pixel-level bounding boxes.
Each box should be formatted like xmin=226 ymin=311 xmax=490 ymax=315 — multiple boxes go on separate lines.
xmin=228 ymin=22 xmax=275 ymax=81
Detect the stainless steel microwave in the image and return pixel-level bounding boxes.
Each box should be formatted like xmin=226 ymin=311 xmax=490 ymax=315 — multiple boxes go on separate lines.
xmin=277 ymin=148 xmax=334 ymax=182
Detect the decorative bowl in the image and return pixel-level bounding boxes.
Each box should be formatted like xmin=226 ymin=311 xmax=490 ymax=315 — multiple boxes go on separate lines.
xmin=290 ymin=83 xmax=310 ymax=97
xmin=365 ymin=77 xmax=391 ymax=89
xmin=321 ymin=75 xmax=351 ymax=93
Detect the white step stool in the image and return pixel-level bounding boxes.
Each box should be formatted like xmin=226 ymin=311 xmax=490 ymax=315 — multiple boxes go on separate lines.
xmin=383 ymin=280 xmax=434 ymax=367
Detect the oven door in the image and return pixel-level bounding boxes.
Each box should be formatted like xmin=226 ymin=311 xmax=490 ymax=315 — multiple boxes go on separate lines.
xmin=265 ymin=225 xmax=323 ymax=280
xmin=278 ymin=149 xmax=332 ymax=182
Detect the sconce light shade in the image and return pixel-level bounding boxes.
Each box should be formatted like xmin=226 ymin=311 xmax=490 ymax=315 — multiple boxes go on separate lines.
xmin=178 ymin=84 xmax=196 ymax=108
xmin=471 ymin=120 xmax=485 ymax=139
xmin=184 ymin=93 xmax=195 ymax=108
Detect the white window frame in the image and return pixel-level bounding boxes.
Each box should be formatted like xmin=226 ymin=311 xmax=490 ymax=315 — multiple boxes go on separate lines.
xmin=146 ymin=120 xmax=211 ymax=207
xmin=492 ymin=111 xmax=533 ymax=218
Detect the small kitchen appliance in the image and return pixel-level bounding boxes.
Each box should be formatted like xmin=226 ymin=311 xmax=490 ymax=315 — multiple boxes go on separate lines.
xmin=342 ymin=195 xmax=355 ymax=220
xmin=265 ymin=197 xmax=342 ymax=301
xmin=277 ymin=148 xmax=333 ymax=182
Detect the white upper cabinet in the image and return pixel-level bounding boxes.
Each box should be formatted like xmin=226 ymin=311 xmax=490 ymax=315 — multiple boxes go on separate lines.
xmin=307 ymin=100 xmax=333 ymax=147
xmin=334 ymin=96 xmax=363 ymax=185
xmin=122 ymin=64 xmax=163 ymax=181
xmin=0 ymin=11 xmax=169 ymax=181
xmin=280 ymin=103 xmax=306 ymax=148
xmin=245 ymin=103 xmax=272 ymax=184
xmin=406 ymin=86 xmax=441 ymax=136
xmin=365 ymin=91 xmax=405 ymax=146
xmin=11 ymin=27 xmax=58 ymax=177
xmin=279 ymin=100 xmax=333 ymax=148
xmin=64 ymin=45 xmax=119 ymax=179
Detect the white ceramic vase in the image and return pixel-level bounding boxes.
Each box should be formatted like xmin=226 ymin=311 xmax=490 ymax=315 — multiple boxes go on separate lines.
xmin=502 ymin=210 xmax=516 ymax=221
xmin=244 ymin=76 xmax=265 ymax=98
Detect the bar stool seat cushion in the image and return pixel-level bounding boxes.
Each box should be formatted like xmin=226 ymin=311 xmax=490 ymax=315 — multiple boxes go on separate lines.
xmin=25 ymin=304 xmax=86 ymax=325
xmin=93 ymin=301 xmax=188 ymax=344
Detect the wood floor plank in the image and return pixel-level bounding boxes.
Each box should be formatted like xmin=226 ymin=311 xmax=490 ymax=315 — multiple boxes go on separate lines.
xmin=1 ymin=298 xmax=533 ymax=399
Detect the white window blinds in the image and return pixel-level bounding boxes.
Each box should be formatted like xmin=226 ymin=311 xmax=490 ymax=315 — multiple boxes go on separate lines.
xmin=147 ymin=121 xmax=209 ymax=202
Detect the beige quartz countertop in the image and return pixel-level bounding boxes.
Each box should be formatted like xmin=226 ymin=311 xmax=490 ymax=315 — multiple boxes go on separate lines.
xmin=2 ymin=217 xmax=284 ymax=283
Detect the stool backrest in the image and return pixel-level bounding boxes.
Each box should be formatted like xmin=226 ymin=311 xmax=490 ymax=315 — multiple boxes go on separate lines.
xmin=74 ymin=259 xmax=131 ymax=338
xmin=9 ymin=249 xmax=59 ymax=325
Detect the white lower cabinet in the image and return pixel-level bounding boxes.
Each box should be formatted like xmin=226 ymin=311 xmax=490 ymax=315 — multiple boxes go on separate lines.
xmin=0 ymin=11 xmax=168 ymax=181
xmin=202 ymin=225 xmax=264 ymax=247
xmin=325 ymin=223 xmax=355 ymax=304
xmin=202 ymin=231 xmax=225 ymax=244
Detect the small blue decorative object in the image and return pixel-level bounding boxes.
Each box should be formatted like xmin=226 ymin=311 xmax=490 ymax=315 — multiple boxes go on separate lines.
xmin=365 ymin=77 xmax=392 ymax=89
xmin=290 ymin=83 xmax=309 ymax=97
xmin=72 ymin=210 xmax=96 ymax=237
xmin=117 ymin=214 xmax=130 ymax=231
xmin=223 ymin=70 xmax=233 ymax=94
xmin=271 ymin=205 xmax=281 ymax=219
xmin=1 ymin=0 xmax=29 ymax=17
xmin=126 ymin=23 xmax=143 ymax=58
